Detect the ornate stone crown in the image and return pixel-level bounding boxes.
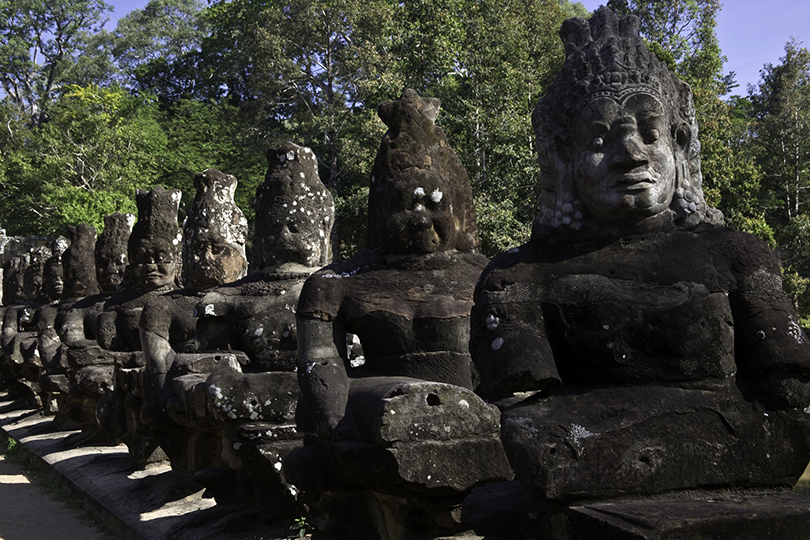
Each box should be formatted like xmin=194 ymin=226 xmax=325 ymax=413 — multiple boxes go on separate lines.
xmin=532 ymin=7 xmax=720 ymax=232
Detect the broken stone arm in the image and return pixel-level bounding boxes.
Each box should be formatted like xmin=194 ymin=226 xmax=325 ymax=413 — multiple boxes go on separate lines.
xmin=2 ymin=305 xmax=24 ymax=353
xmin=731 ymin=265 xmax=810 ymax=410
xmin=140 ymin=327 xmax=176 ymax=400
xmin=60 ymin=303 xmax=101 ymax=348
xmin=470 ymin=292 xmax=561 ymax=395
xmin=297 ymin=316 xmax=350 ymax=437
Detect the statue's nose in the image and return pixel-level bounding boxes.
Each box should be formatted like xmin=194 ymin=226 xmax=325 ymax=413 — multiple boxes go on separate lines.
xmin=610 ymin=131 xmax=647 ymax=168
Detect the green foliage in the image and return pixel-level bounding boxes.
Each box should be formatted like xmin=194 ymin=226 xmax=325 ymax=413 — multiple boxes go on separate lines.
xmin=156 ymin=98 xmax=266 ymax=225
xmin=111 ymin=0 xmax=209 ymax=101
xmin=0 ymin=84 xmax=163 ymax=234
xmin=751 ymin=40 xmax=810 ymax=223
xmin=250 ymin=0 xmax=403 ymax=186
xmin=290 ymin=516 xmax=313 ymax=538
xmin=559 ymin=0 xmax=590 ymax=18
xmin=746 ymin=40 xmax=810 ymax=317
xmin=437 ymin=0 xmax=565 ymax=254
xmin=0 ymin=0 xmax=113 ymax=124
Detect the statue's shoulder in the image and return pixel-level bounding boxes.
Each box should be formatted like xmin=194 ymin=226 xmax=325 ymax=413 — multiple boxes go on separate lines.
xmin=476 ymin=240 xmax=549 ymax=294
xmin=691 ymin=224 xmax=781 ymax=275
xmin=297 ymin=250 xmax=379 ymax=319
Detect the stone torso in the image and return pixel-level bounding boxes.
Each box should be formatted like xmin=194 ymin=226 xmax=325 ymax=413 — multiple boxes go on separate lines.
xmin=196 ymin=272 xmax=307 ymax=372
xmin=475 ymin=219 xmax=810 ymax=388
xmin=299 ymin=249 xmax=489 ymax=388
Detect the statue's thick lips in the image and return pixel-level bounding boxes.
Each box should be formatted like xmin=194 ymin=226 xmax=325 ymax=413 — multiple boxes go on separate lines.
xmin=612 ymin=172 xmax=654 ymax=190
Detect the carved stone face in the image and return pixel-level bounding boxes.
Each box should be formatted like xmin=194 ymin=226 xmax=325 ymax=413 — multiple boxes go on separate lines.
xmin=573 ymin=93 xmax=678 ymax=220
xmin=96 ymin=245 xmax=128 ymax=293
xmin=43 ymin=262 xmax=64 ymax=300
xmin=185 ymin=235 xmax=246 ymax=289
xmin=381 ymin=170 xmax=456 ymax=255
xmin=130 ymin=238 xmax=180 ymax=291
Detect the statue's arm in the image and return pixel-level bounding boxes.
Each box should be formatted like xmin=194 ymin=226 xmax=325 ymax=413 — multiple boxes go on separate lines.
xmin=140 ymin=326 xmax=176 ymax=399
xmin=2 ymin=306 xmax=19 ymax=351
xmin=297 ymin=316 xmax=350 ymax=437
xmin=730 ymin=242 xmax=810 ymax=409
xmin=470 ymin=287 xmax=561 ymax=395
xmin=61 ymin=306 xmax=96 ymax=347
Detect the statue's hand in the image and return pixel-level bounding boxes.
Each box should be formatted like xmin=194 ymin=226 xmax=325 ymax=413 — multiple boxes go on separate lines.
xmin=752 ymin=370 xmax=810 ymax=411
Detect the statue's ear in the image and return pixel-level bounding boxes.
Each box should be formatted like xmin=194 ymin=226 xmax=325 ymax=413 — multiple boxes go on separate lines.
xmin=674 ymin=122 xmax=691 ymax=152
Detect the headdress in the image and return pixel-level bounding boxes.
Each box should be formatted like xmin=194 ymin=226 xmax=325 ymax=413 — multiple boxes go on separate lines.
xmin=367 ymin=88 xmax=480 ymax=253
xmin=128 ymin=187 xmax=183 ymax=262
xmin=532 ymin=7 xmax=722 ymax=233
xmin=62 ymin=224 xmax=99 ymax=298
xmin=254 ymin=142 xmax=334 ymax=269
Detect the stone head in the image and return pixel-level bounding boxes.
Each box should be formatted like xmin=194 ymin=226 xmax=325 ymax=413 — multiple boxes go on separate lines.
xmin=253 ymin=142 xmax=334 ymax=270
xmin=4 ymin=254 xmax=29 ymax=303
xmin=183 ymin=169 xmax=249 ymax=288
xmin=62 ymin=224 xmax=100 ymax=299
xmin=95 ymin=213 xmax=134 ymax=294
xmin=368 ymin=89 xmax=479 ymax=255
xmin=532 ymin=7 xmax=722 ymax=233
xmin=25 ymin=246 xmax=51 ymax=301
xmin=43 ymin=236 xmax=69 ymax=300
xmin=128 ymin=187 xmax=183 ymax=292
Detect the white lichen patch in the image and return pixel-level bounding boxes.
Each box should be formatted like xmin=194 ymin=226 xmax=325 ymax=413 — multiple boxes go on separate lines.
xmin=286 ymin=150 xmax=296 ymax=161
xmin=458 ymin=399 xmax=470 ymax=409
xmin=204 ymin=304 xmax=216 ymax=316
xmin=568 ymin=423 xmax=595 ymax=451
xmin=414 ymin=187 xmax=426 ymax=198
xmin=485 ymin=314 xmax=499 ymax=331
xmin=788 ymin=316 xmax=804 ymax=344
xmin=430 ymin=189 xmax=443 ymax=203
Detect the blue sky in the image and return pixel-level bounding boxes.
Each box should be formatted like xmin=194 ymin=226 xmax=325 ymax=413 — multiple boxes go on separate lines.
xmin=107 ymin=0 xmax=809 ymax=97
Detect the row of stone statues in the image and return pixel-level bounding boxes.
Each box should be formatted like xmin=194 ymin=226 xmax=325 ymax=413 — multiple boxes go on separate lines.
xmin=2 ymin=8 xmax=810 ymax=539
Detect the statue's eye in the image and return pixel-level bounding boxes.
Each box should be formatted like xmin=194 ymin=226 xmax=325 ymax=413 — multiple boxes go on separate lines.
xmin=591 ymin=136 xmax=604 ymax=150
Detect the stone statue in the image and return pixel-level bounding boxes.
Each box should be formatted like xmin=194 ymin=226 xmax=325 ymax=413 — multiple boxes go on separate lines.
xmin=185 ymin=144 xmax=334 ymax=518
xmin=288 ymin=89 xmax=512 ymax=539
xmin=141 ymin=169 xmax=248 ymax=407
xmin=137 ymin=169 xmax=248 ymax=473
xmin=1 ymin=244 xmax=57 ymax=409
xmin=79 ymin=188 xmax=182 ymax=452
xmin=35 ymin=227 xmax=97 ymax=414
xmin=56 ymin=214 xmax=132 ymax=433
xmin=470 ymin=7 xmax=810 ymax=508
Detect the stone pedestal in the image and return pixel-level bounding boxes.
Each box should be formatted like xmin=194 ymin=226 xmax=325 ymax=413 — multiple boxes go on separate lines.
xmin=462 ymin=482 xmax=810 ymax=540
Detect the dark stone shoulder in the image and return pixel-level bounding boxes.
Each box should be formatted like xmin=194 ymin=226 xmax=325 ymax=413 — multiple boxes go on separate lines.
xmin=476 ymin=224 xmax=782 ymax=297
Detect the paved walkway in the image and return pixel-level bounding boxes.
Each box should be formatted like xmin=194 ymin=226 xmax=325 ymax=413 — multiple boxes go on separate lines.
xmin=0 ymin=454 xmax=111 ymax=540
xmin=0 ymin=397 xmax=302 ymax=540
